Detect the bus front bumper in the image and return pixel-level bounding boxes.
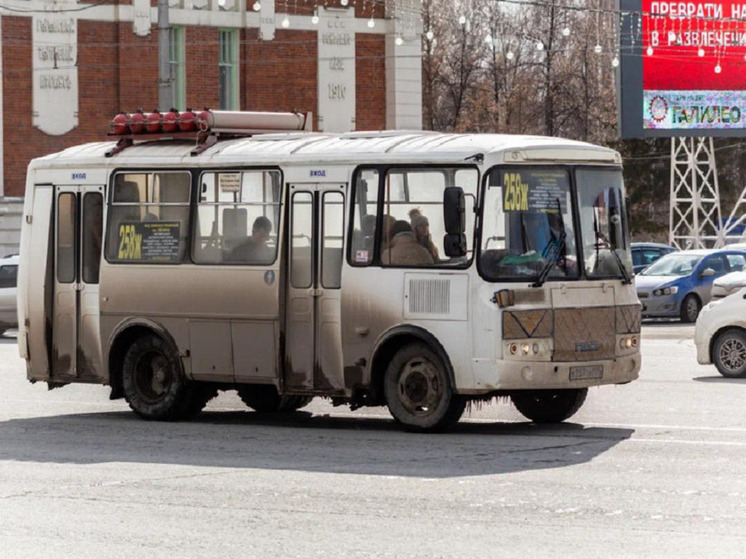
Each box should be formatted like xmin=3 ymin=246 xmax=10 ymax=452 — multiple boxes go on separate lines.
xmin=468 ymin=354 xmax=640 ymax=393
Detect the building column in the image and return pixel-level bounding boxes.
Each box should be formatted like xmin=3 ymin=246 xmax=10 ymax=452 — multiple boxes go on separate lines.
xmin=385 ymin=0 xmax=422 ymax=130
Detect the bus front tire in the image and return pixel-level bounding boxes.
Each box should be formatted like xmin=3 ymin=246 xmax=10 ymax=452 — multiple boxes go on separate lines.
xmin=237 ymin=385 xmax=313 ymax=413
xmin=510 ymin=388 xmax=588 ymax=423
xmin=384 ymin=343 xmax=465 ymax=433
xmin=122 ymin=334 xmax=201 ymax=421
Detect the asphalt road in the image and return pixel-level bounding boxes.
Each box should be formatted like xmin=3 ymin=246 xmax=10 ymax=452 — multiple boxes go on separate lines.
xmin=1 ymin=322 xmax=745 ymax=558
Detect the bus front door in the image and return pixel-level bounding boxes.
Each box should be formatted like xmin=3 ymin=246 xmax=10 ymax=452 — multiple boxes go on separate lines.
xmin=53 ymin=186 xmax=104 ymax=380
xmin=285 ymin=185 xmax=345 ymax=393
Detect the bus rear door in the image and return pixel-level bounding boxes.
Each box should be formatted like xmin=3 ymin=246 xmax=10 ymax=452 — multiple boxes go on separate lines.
xmin=53 ymin=185 xmax=104 ymax=380
xmin=285 ymin=184 xmax=345 ymax=393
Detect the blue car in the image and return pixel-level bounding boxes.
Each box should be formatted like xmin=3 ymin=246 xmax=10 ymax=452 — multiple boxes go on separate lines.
xmin=635 ymin=249 xmax=746 ymax=322
xmin=631 ymin=242 xmax=676 ymax=274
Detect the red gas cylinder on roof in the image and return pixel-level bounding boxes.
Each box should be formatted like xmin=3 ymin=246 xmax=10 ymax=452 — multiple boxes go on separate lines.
xmin=129 ymin=110 xmax=146 ymax=134
xmin=162 ymin=108 xmax=179 ymax=133
xmin=111 ymin=112 xmax=128 ymax=135
xmin=179 ymin=108 xmax=197 ymax=132
xmin=145 ymin=109 xmax=162 ymax=133
xmin=196 ymin=108 xmax=212 ymax=131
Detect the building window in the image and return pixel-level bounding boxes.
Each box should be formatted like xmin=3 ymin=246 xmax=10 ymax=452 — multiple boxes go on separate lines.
xmin=169 ymin=26 xmax=186 ymax=109
xmin=219 ymin=29 xmax=239 ymax=110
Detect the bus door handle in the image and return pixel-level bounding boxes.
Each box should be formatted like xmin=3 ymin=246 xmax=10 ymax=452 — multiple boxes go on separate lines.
xmin=74 ymin=283 xmax=84 ymax=292
xmin=307 ymin=287 xmax=323 ymax=297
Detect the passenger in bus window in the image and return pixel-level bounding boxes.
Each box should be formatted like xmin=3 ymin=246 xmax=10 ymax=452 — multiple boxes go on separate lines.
xmin=408 ymin=208 xmax=440 ymax=262
xmin=381 ymin=214 xmax=396 ymax=250
xmin=228 ymin=216 xmax=274 ymax=264
xmin=381 ymin=220 xmax=434 ymax=266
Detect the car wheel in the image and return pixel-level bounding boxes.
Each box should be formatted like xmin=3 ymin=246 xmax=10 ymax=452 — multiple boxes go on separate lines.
xmin=680 ymin=294 xmax=701 ymax=323
xmin=712 ymin=328 xmax=746 ymax=378
xmin=384 ymin=342 xmax=465 ymax=433
xmin=510 ymin=388 xmax=588 ymax=423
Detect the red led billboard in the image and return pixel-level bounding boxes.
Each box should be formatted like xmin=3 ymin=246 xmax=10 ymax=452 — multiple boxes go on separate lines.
xmin=640 ymin=0 xmax=746 ymax=132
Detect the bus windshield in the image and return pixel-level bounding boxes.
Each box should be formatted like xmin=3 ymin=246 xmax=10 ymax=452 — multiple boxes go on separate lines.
xmin=576 ymin=168 xmax=632 ymax=281
xmin=479 ymin=166 xmax=632 ymax=282
xmin=479 ymin=167 xmax=578 ymax=281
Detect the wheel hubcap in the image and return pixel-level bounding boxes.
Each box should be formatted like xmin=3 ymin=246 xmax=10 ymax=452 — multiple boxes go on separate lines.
xmin=719 ymin=339 xmax=746 ymax=373
xmin=397 ymin=357 xmax=442 ymax=417
xmin=134 ymin=351 xmax=172 ymax=404
xmin=686 ymin=299 xmax=698 ymax=320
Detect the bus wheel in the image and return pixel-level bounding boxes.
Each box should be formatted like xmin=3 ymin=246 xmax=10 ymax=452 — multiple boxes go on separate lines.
xmin=384 ymin=343 xmax=465 ymax=433
xmin=237 ymin=385 xmax=313 ymax=413
xmin=510 ymin=388 xmax=588 ymax=423
xmin=122 ymin=335 xmax=193 ymax=421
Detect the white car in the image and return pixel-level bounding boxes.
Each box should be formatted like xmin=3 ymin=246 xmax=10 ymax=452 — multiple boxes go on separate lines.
xmin=711 ymin=270 xmax=746 ymax=299
xmin=0 ymin=254 xmax=18 ymax=335
xmin=695 ymin=287 xmax=746 ymax=377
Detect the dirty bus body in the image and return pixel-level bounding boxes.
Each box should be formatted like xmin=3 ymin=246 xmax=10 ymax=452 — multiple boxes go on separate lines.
xmin=17 ymin=111 xmax=640 ymax=432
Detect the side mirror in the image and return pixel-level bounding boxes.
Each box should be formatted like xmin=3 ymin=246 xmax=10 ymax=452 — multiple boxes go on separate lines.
xmin=700 ymin=268 xmax=716 ymax=277
xmin=444 ymin=233 xmax=467 ymax=257
xmin=443 ymin=186 xmax=466 ymax=257
xmin=444 ymin=186 xmax=465 ymax=234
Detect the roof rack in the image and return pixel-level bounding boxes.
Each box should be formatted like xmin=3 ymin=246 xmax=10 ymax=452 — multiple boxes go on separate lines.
xmin=104 ymin=109 xmax=313 ymax=157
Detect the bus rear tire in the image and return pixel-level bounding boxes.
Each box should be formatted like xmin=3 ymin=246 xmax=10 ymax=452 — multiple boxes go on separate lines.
xmin=237 ymin=385 xmax=312 ymax=413
xmin=384 ymin=343 xmax=465 ymax=433
xmin=510 ymin=388 xmax=588 ymax=423
xmin=122 ymin=334 xmax=196 ymax=421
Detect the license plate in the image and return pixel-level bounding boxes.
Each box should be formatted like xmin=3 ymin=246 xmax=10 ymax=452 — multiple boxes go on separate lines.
xmin=569 ymin=365 xmax=603 ymax=381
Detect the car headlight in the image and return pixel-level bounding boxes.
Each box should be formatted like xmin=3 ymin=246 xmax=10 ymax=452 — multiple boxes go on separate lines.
xmin=652 ymin=286 xmax=678 ymax=296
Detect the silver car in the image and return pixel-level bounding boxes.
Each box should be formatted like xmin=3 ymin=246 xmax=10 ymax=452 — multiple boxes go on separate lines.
xmin=0 ymin=254 xmax=18 ymax=335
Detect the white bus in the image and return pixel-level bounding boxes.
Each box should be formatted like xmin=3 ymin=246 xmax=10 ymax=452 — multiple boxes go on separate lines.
xmin=17 ymin=110 xmax=641 ymax=432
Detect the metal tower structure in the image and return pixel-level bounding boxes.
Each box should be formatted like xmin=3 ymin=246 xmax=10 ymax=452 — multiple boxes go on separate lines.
xmin=669 ymin=137 xmax=721 ymax=249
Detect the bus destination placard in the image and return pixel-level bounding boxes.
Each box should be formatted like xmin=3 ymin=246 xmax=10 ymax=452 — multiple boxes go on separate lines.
xmin=117 ymin=221 xmax=181 ymax=262
xmin=502 ymin=170 xmax=568 ymax=213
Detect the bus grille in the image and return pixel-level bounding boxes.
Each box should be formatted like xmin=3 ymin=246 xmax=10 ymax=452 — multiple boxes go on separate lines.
xmin=554 ymin=307 xmax=615 ymax=361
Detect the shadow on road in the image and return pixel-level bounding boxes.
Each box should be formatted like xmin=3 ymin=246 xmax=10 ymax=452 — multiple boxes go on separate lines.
xmin=692 ymin=375 xmax=746 ymax=384
xmin=0 ymin=409 xmax=633 ymax=478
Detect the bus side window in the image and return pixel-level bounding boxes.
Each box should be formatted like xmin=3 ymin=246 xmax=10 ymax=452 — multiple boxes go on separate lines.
xmin=105 ymin=171 xmax=191 ymax=263
xmin=378 ymin=166 xmax=478 ymax=268
xmin=192 ymin=170 xmax=281 ymax=266
xmin=349 ymin=169 xmax=380 ymax=266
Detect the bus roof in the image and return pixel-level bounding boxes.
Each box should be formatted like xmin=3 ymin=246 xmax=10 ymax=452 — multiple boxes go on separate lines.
xmin=28 ymin=130 xmax=621 ymax=170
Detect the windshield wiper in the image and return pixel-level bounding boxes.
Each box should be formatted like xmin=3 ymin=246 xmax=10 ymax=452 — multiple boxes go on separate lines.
xmin=533 ymin=199 xmax=567 ymax=288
